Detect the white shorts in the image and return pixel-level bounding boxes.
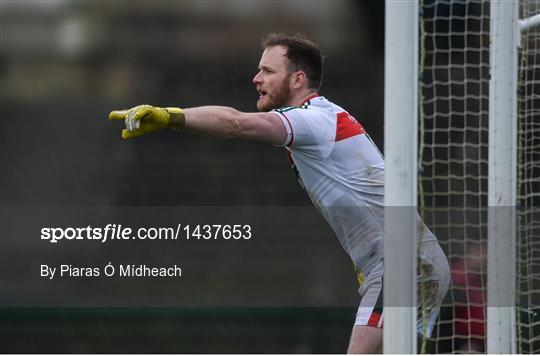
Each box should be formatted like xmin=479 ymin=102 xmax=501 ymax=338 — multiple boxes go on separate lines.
xmin=354 ymin=240 xmax=450 ymax=337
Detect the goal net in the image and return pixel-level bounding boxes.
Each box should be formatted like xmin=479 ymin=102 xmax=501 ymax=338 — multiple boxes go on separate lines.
xmin=517 ymin=1 xmax=540 ymax=353
xmin=417 ymin=0 xmax=540 ymax=353
xmin=419 ymin=0 xmax=487 ymax=353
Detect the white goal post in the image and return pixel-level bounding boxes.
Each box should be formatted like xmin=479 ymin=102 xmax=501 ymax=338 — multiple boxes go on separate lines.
xmin=487 ymin=1 xmax=518 ymax=353
xmin=383 ymin=0 xmax=419 ymax=353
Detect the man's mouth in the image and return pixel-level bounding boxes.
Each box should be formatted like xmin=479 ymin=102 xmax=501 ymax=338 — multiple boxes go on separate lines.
xmin=257 ymin=89 xmax=267 ymax=99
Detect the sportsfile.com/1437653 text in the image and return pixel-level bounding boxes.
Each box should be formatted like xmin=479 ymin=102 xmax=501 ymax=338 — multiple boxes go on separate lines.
xmin=40 ymin=224 xmax=253 ymax=244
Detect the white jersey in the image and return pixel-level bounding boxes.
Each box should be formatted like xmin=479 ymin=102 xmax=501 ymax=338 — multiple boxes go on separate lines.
xmin=272 ymin=95 xmax=435 ymax=276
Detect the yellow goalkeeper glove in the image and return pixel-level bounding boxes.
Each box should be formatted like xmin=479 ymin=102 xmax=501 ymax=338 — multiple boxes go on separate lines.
xmin=108 ymin=104 xmax=185 ymax=139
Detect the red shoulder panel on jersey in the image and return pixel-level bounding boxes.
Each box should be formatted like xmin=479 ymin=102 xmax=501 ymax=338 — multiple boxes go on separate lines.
xmin=335 ymin=112 xmax=365 ymax=142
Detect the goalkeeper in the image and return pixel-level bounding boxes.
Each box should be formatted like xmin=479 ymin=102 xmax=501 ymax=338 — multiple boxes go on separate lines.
xmin=109 ymin=33 xmax=450 ymax=354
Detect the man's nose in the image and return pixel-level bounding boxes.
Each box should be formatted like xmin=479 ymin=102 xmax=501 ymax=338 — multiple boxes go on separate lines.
xmin=253 ymin=71 xmax=262 ymax=85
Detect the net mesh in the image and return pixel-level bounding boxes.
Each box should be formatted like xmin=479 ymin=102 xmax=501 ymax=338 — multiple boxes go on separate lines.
xmin=517 ymin=1 xmax=540 ymax=353
xmin=419 ymin=1 xmax=490 ymax=353
xmin=419 ymin=0 xmax=540 ymax=353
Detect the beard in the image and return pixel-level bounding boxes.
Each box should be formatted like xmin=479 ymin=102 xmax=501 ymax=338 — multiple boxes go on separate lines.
xmin=257 ymin=74 xmax=292 ymax=112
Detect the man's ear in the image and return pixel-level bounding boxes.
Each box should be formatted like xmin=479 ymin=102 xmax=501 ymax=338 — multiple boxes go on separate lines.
xmin=291 ymin=71 xmax=307 ymax=90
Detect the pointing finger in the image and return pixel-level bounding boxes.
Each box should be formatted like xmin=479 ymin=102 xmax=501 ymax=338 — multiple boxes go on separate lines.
xmin=109 ymin=110 xmax=129 ymax=121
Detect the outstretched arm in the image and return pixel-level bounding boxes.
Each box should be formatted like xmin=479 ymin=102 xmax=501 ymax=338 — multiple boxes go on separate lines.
xmin=183 ymin=106 xmax=287 ymax=145
xmin=109 ymin=104 xmax=287 ymax=146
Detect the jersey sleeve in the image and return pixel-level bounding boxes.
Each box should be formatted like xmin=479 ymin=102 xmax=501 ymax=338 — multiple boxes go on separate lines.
xmin=271 ymin=107 xmax=336 ymax=159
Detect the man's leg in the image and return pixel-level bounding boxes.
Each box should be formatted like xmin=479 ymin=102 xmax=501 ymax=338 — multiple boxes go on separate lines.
xmin=347 ymin=325 xmax=383 ymax=354
xmin=351 ymin=260 xmax=384 ymax=354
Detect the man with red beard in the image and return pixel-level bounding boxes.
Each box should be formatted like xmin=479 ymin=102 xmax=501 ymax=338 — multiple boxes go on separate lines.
xmin=109 ymin=33 xmax=450 ymax=354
